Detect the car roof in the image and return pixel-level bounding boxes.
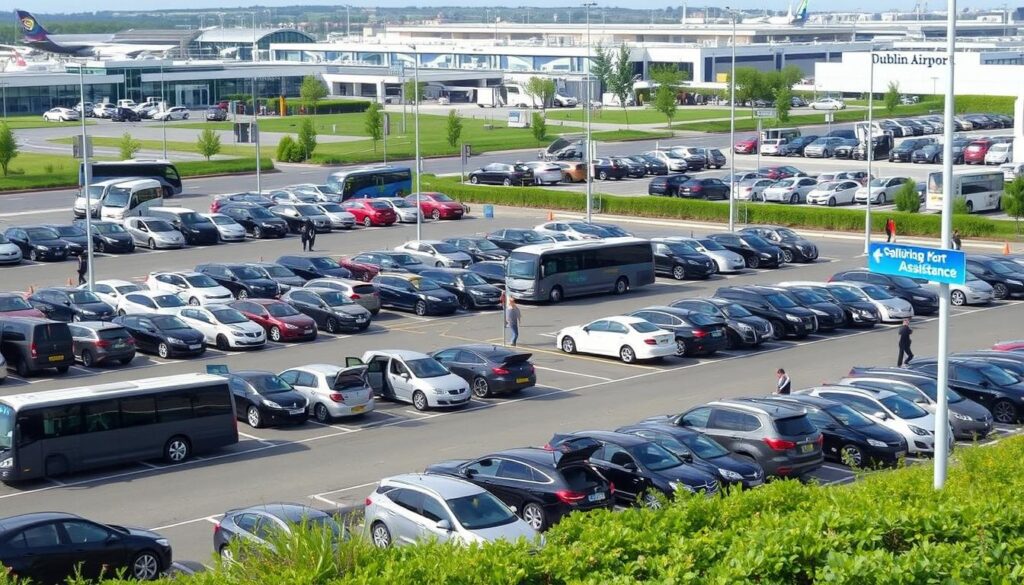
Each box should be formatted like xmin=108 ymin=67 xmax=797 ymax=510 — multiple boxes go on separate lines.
xmin=563 ymin=430 xmax=649 ymax=446
xmin=807 ymin=385 xmax=897 ymax=400
xmin=227 ymin=503 xmax=328 ymax=522
xmin=0 ymin=512 xmax=82 ymax=533
xmin=752 ymin=394 xmax=841 ymax=410
xmin=420 ymin=267 xmax=470 ymax=276
xmin=70 ymin=321 xmax=124 ymax=331
xmin=383 ymin=473 xmax=484 ymax=499
xmin=245 ymin=298 xmax=287 ymax=306
xmin=367 ymin=349 xmax=431 ymax=360
xmin=707 ymin=399 xmax=806 ymax=418
xmin=440 ymin=344 xmax=518 ymax=358
xmin=286 ymin=363 xmax=342 ymax=375
xmin=485 ymin=447 xmax=563 ymax=467
xmin=632 ymin=305 xmax=696 ymax=317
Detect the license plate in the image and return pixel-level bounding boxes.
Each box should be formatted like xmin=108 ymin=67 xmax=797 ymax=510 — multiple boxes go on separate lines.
xmin=304 ymin=329 xmax=313 ymax=334
xmin=289 ymin=409 xmax=304 ymax=415
xmin=188 ymin=344 xmax=201 ymax=350
xmin=588 ymin=492 xmax=606 ymax=502
xmin=800 ymin=443 xmax=814 ymax=453
xmin=351 ymin=405 xmax=365 ymax=413
xmin=356 ymin=317 xmax=367 ymax=322
xmin=48 ymin=355 xmax=63 ymax=362
xmin=516 ymin=377 xmax=530 ymax=383
xmin=711 ymin=330 xmax=722 ymax=337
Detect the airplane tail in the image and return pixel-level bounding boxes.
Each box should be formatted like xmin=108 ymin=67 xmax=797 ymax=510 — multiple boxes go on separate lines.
xmin=794 ymin=0 xmax=809 ymax=22
xmin=15 ymin=10 xmax=50 ymax=43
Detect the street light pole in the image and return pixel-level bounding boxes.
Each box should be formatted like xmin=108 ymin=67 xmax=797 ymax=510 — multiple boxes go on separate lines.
xmin=865 ymin=54 xmax=874 ymax=254
xmin=346 ymin=6 xmax=351 ymax=37
xmin=584 ymin=2 xmax=596 ymax=223
xmin=727 ymin=7 xmax=737 ymax=231
xmin=78 ymin=63 xmax=94 ymax=290
xmin=253 ymin=76 xmax=261 ymax=194
xmin=413 ymin=44 xmax=422 ymax=240
xmin=160 ymin=64 xmax=167 ymax=159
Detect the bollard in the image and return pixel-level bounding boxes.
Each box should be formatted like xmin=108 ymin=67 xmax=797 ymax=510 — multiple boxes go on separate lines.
xmin=483 ymin=204 xmax=494 ymax=219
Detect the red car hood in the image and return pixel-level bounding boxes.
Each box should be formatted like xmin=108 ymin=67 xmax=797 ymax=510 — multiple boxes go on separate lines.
xmin=277 ymin=314 xmax=316 ymax=328
xmin=1 ymin=308 xmax=46 ymax=318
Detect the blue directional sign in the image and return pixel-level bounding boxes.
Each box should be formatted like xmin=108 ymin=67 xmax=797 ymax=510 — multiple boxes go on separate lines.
xmin=868 ymin=242 xmax=966 ymax=286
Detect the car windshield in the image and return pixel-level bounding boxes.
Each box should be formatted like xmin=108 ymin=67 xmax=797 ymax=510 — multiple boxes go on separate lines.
xmin=390 ymin=254 xmax=421 ymax=266
xmin=828 ymin=286 xmax=863 ymax=302
xmin=507 ymin=254 xmax=537 ymax=279
xmin=979 ymin=364 xmax=1021 ymax=386
xmin=630 ymin=321 xmax=661 ymax=333
xmin=447 ymin=492 xmax=517 ymax=530
xmin=666 ymin=242 xmax=699 ymax=255
xmin=229 ymin=266 xmax=265 ymax=280
xmin=249 ymin=207 xmax=276 ymax=219
xmin=626 ymin=442 xmax=682 ymax=472
xmin=765 ymin=293 xmax=798 ymax=309
xmin=900 ymin=378 xmax=963 ymax=403
xmin=409 ymin=278 xmax=443 ymax=292
xmin=53 ymin=225 xmax=84 ymax=237
xmin=741 ymin=235 xmax=774 ymax=249
xmin=295 ymin=205 xmax=321 ymax=216
xmin=308 ymin=257 xmax=339 ymax=270
xmin=211 ymin=308 xmax=250 ymax=324
xmin=0 ymin=296 xmax=33 ymax=311
xmin=792 ymin=289 xmax=828 ymax=304
xmin=428 ymin=193 xmax=453 ymax=202
xmin=153 ymin=294 xmax=186 ymax=307
xmin=879 ymin=395 xmax=928 ymax=419
xmin=676 ymin=432 xmax=730 ymax=458
xmin=67 ymin=291 xmax=102 ymax=304
xmin=869 ymin=178 xmax=887 ymax=187
xmin=25 ymin=227 xmax=60 ymax=240
xmin=825 ymin=404 xmax=874 ymax=428
xmin=209 ymin=216 xmax=235 ymax=226
xmin=720 ymin=302 xmax=753 ymax=318
xmin=319 ymin=291 xmax=354 ymax=306
xmin=860 ymin=285 xmax=894 ymax=300
xmin=406 ymin=357 xmax=450 ymax=378
xmin=319 ymin=204 xmax=345 ymax=213
xmin=93 ymin=223 xmax=126 ymax=235
xmin=432 ymin=243 xmax=460 ymax=254
xmin=266 ymin=303 xmax=301 ymax=317
xmin=178 ymin=212 xmax=210 ymax=225
xmin=248 ymin=374 xmax=294 ymax=395
xmin=184 ymin=274 xmax=220 ymax=288
xmin=151 ymin=315 xmax=189 ymax=330
xmin=104 ymin=188 xmax=131 ymax=207
xmin=459 ymin=273 xmax=488 ymax=286
xmin=890 ymin=276 xmax=922 ymax=289
xmin=697 ymin=238 xmax=725 ymax=251
xmin=472 ymin=239 xmax=500 ymax=251
xmin=261 ymin=265 xmax=295 ymax=278
xmin=776 ymin=228 xmax=800 ymax=240
xmin=147 ymin=220 xmax=176 ymax=232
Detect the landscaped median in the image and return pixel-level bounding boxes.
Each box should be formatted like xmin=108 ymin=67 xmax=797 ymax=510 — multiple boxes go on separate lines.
xmin=421 ymin=176 xmax=1013 ymax=240
xmin=20 ymin=435 xmax=1024 ymax=584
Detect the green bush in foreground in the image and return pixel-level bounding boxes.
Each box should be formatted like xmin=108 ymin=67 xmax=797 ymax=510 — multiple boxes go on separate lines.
xmin=24 ymin=436 xmax=1024 ymax=585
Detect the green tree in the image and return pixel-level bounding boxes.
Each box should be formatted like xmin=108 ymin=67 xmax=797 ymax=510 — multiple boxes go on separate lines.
xmin=445 ymin=109 xmax=463 ymax=149
xmin=276 ymin=135 xmax=295 ymax=162
xmin=732 ymin=67 xmax=765 ymax=109
xmin=884 ymin=81 xmax=901 ymax=115
xmin=0 ymin=122 xmax=17 ymax=176
xmin=775 ymin=85 xmax=793 ymax=123
xmin=403 ymin=80 xmax=427 ymax=104
xmin=296 ymin=118 xmax=318 ymax=161
xmin=195 ymin=128 xmax=221 ymax=161
xmin=118 ymin=132 xmax=141 ymax=160
xmin=531 ymin=112 xmax=547 ymax=144
xmin=1003 ymin=176 xmax=1024 ymax=233
xmin=364 ymin=102 xmax=383 ymax=152
xmin=608 ymin=44 xmax=635 ymax=127
xmin=779 ymin=64 xmax=803 ymax=90
xmin=894 ymin=180 xmax=921 ymax=212
xmin=525 ymin=77 xmax=557 ymax=112
xmin=589 ymin=43 xmax=614 ymax=96
xmin=299 ymin=75 xmax=328 ymax=115
xmin=650 ymin=64 xmax=683 ymax=127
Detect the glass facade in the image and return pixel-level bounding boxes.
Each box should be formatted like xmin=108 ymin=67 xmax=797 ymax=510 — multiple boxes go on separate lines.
xmin=0 ymin=83 xmax=119 ymax=115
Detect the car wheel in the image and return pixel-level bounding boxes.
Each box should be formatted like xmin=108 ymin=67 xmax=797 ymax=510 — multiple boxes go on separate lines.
xmin=521 ymin=503 xmax=546 ymax=531
xmin=613 ymin=277 xmax=629 ymax=295
xmin=363 ymin=217 xmax=373 ymax=227
xmin=371 ymin=522 xmax=392 ymax=548
xmin=469 ymin=176 xmax=479 ymax=184
xmin=458 ymin=296 xmax=471 ymax=311
xmin=95 ymin=240 xmax=106 ymax=253
xmin=966 ymin=201 xmax=974 ymax=213
xmin=619 ymin=345 xmax=636 ymax=363
xmin=503 ymin=178 xmax=512 ymax=186
xmin=188 ymin=297 xmax=200 ymax=306
xmin=782 ymin=249 xmax=794 ymax=263
xmin=789 ymin=193 xmax=799 ymax=205
xmin=325 ymin=317 xmax=339 ymax=334
xmin=950 ymin=290 xmax=967 ymax=306
xmin=236 ymin=289 xmax=249 ymax=299
xmin=434 ymin=261 xmax=445 ymax=268
xmin=157 ymin=342 xmax=170 ymax=359
xmin=183 ymin=113 xmax=189 ymax=119
xmin=216 ymin=335 xmax=230 ymax=351
xmin=993 ymin=399 xmax=1018 ymax=424
xmin=148 ymin=238 xmax=157 ymax=249
xmin=827 ymin=197 xmax=836 ymax=207
xmin=414 ymin=301 xmax=428 ymax=316
xmin=81 ymin=350 xmax=96 ymax=368
xmin=561 ymin=336 xmax=576 ymax=354
xmin=771 ymin=320 xmax=787 ymax=340
xmin=269 ymin=326 xmax=282 ymax=342
xmin=840 ymin=444 xmax=864 ymax=468
xmin=675 ymin=338 xmax=688 ymax=357
xmin=672 ymin=265 xmax=686 ymax=280
xmin=472 ymin=376 xmax=491 ymax=398
xmin=56 ymin=365 xmax=70 ymax=374
xmin=549 ymin=286 xmax=564 ymax=303
xmin=314 ymin=403 xmax=331 ymax=423
xmin=412 ymin=391 xmax=428 ymax=411
xmin=219 ymin=545 xmax=234 ymax=562
xmin=641 ymin=492 xmax=663 ymax=509
xmin=253 ymin=226 xmax=263 ymax=239
xmin=15 ymin=357 xmax=31 ymax=378
xmin=164 ymin=436 xmax=191 ymax=463
xmin=599 ymin=171 xmax=608 ymax=180
xmin=746 ymin=256 xmax=760 ymax=269
xmin=993 ymin=283 xmax=1009 ymax=300
xmin=27 ymin=249 xmax=37 ymax=261
xmin=130 ymin=551 xmax=161 ymax=581
xmin=72 ymin=314 xmax=82 ymax=322
xmin=246 ymin=406 xmax=263 ymax=428
xmin=726 ymin=329 xmax=742 ymax=350
xmin=431 ymin=209 xmax=441 ymax=220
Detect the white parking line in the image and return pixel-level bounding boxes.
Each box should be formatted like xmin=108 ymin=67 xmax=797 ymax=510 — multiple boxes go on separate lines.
xmin=306 ymin=420 xmax=357 ymax=433
xmin=151 ymin=515 xmax=223 ymax=531
xmin=237 ymin=431 xmax=273 ymax=444
xmin=532 ymin=365 xmax=613 ymax=381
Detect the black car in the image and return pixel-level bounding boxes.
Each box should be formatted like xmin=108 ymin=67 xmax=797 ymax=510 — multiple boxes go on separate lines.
xmin=782 ymin=135 xmax=818 ymax=157
xmin=249 ymin=262 xmax=307 ymax=289
xmin=966 ymin=255 xmax=1024 ymax=299
xmin=3 ymin=225 xmax=70 ymax=262
xmin=590 ymin=158 xmax=628 ymax=181
xmin=762 ymin=286 xmax=845 ymax=332
xmin=628 ymin=306 xmax=728 ymax=357
xmin=206 ymin=106 xmax=228 ymax=121
xmin=41 ymin=224 xmax=86 ymax=256
xmin=669 ymin=297 xmax=773 ymax=349
xmin=751 ymin=395 xmax=908 ymax=467
xmin=219 ymin=203 xmax=289 ymax=238
xmin=468 ymin=261 xmax=506 ymax=285
xmin=889 ymin=138 xmax=933 ymax=162
xmin=442 ymin=237 xmax=509 ymax=262
xmin=738 ymin=225 xmax=818 ymax=263
xmin=214 ymin=193 xmax=276 ymax=210
xmin=911 ymin=143 xmax=943 ymax=164
xmin=0 ymin=512 xmax=172 ymax=584
xmin=633 ymin=154 xmax=669 ymax=175
xmin=110 ymin=107 xmax=140 ymax=122
xmin=548 ymin=431 xmax=719 ymax=506
xmin=280 ymin=287 xmax=372 ymax=333
xmin=486 ymin=228 xmax=549 ymax=251
xmin=196 ymin=263 xmax=281 ymax=299
xmin=425 ymin=439 xmax=615 ymax=531
xmin=350 ymin=251 xmax=426 ymax=274
xmin=615 ymin=423 xmax=765 ymax=489
xmin=276 ymin=255 xmax=352 ymax=280
xmin=783 ymin=284 xmax=880 ymax=327
xmin=28 ymin=287 xmax=115 ymax=322
xmin=706 ymin=233 xmax=784 ymax=269
xmin=226 ymin=370 xmax=309 ymax=428
xmin=113 ymin=314 xmax=205 ymax=358
xmin=829 ymin=270 xmax=939 ymax=315
xmin=908 ymin=358 xmax=1024 ymax=424
xmin=468 ymin=163 xmax=534 ymax=186
xmin=715 ymin=286 xmax=817 ymax=339
xmin=430 ymin=344 xmax=536 ymax=397
xmin=0 ymin=317 xmax=74 ymax=377
xmin=372 ymin=274 xmax=458 ymax=316
xmin=647 ymin=174 xmax=692 ymax=197
xmin=70 ymin=220 xmax=135 ymax=253
xmin=147 ymin=209 xmax=220 ymax=245
xmin=418 ymin=268 xmax=503 ymax=310
xmin=612 ymin=157 xmax=647 ymax=178
xmin=677 ymin=178 xmax=730 ymax=200
xmin=269 ymin=204 xmax=331 ymax=234
xmin=851 ymin=134 xmax=894 ymax=161
xmin=831 ymin=139 xmax=860 ymax=159
xmin=650 ymin=238 xmax=715 ymax=279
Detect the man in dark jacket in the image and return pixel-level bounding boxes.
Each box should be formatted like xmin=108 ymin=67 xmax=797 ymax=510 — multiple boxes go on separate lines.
xmin=77 ymin=253 xmax=89 ymax=285
xmin=897 ymin=318 xmax=914 ymax=367
xmin=300 ymin=218 xmax=316 ymax=251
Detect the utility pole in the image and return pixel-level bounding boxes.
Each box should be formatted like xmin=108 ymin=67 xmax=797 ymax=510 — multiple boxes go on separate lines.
xmin=78 ymin=63 xmax=94 ymax=290
xmin=584 ymin=2 xmax=597 ymax=223
xmin=865 ymin=53 xmax=875 ymax=254
xmin=727 ymin=7 xmax=737 ymax=231
xmin=413 ymin=44 xmax=422 ymax=240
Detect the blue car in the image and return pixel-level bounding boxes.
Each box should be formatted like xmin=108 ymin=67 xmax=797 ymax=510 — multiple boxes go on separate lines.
xmin=373 ymin=274 xmax=459 ymax=316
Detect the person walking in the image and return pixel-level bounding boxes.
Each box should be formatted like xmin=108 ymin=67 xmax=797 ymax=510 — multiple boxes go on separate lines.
xmin=951 ymin=229 xmax=962 ymax=250
xmin=305 ymin=219 xmax=317 ymax=252
xmin=885 ymin=217 xmax=896 ymax=243
xmin=76 ymin=252 xmax=88 ymax=285
xmin=505 ymin=297 xmax=521 ymax=347
xmin=897 ymin=318 xmax=914 ymax=367
xmin=775 ymin=368 xmax=791 ymax=395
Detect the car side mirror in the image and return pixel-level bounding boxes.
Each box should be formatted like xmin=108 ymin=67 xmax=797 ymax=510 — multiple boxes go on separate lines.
xmin=400 ymin=372 xmax=410 ymax=379
xmin=873 ymin=411 xmax=889 ymax=420
xmin=623 ymin=461 xmax=638 ymax=472
xmin=463 ymin=468 xmax=477 ymax=478
xmin=678 ymin=451 xmax=693 ymax=463
xmin=582 ymin=326 xmax=590 ymax=333
xmin=435 ymin=519 xmax=452 ymax=532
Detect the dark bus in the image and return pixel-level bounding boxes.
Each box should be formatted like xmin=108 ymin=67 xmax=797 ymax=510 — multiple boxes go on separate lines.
xmin=0 ymin=374 xmax=237 ymax=482
xmin=81 ymin=160 xmax=183 ymax=197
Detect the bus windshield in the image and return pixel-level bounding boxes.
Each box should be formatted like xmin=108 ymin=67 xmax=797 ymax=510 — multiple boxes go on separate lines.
xmin=0 ymin=403 xmax=13 ymax=451
xmin=507 ymin=253 xmax=538 ymax=279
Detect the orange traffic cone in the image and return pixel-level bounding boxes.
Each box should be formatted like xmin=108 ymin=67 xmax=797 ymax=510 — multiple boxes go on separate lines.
xmin=547 ymin=210 xmax=554 ymax=221
xmin=1004 ymin=241 xmax=1012 ymax=255
xmin=26 ymin=285 xmax=34 ymax=295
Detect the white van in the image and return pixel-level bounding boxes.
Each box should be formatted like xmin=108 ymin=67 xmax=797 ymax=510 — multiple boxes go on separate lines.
xmin=74 ymin=177 xmax=142 ymax=219
xmin=117 ymin=99 xmax=137 ymax=109
xmin=100 ymin=179 xmax=164 ymax=221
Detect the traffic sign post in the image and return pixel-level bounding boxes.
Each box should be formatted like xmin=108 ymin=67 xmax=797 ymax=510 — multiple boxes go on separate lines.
xmin=868 ymin=242 xmax=966 ymax=286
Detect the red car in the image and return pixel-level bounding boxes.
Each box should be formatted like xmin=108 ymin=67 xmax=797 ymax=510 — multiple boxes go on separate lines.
xmin=0 ymin=292 xmax=46 ymax=318
xmin=757 ymin=165 xmax=805 ymax=180
xmin=963 ymin=139 xmax=994 ymax=165
xmin=734 ymin=137 xmax=759 ymax=154
xmin=228 ymin=299 xmax=318 ymax=342
xmin=405 ymin=192 xmax=467 ymax=221
xmin=992 ymin=340 xmax=1024 ymax=352
xmin=338 ymin=257 xmax=380 ymax=282
xmin=340 ymin=200 xmax=397 ymax=227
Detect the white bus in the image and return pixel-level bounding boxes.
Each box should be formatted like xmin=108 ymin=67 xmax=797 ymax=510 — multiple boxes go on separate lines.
xmin=100 ymin=178 xmax=164 ymax=221
xmin=926 ymin=169 xmax=1004 ymax=213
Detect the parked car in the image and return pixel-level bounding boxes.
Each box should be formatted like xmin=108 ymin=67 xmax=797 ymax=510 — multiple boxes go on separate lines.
xmin=556 ymin=316 xmax=676 ymax=363
xmin=829 ymin=270 xmax=939 ymax=315
xmin=669 ymin=297 xmax=773 ymax=349
xmin=907 ymin=358 xmax=1024 ymax=424
xmin=739 ymin=225 xmax=818 ymax=263
xmin=276 ymin=255 xmax=352 ymax=280
xmin=0 ymin=234 xmax=24 ymax=265
xmin=964 ymin=139 xmax=995 ymax=164
xmin=145 ymin=271 xmax=233 ymax=307
xmin=205 ymin=107 xmax=227 ymax=121
xmin=468 ymin=163 xmax=534 ymax=186
xmin=430 ymin=344 xmax=536 ymax=397
xmin=113 ymin=314 xmax=204 ymax=358
xmin=650 ymin=238 xmax=716 ymax=280
xmin=110 ymin=107 xmax=141 ymax=122
xmin=806 ymin=180 xmax=860 ymax=206
xmin=339 ymin=199 xmax=398 ymax=227
xmin=349 ymin=251 xmax=425 ymax=274
xmin=889 ymin=138 xmax=934 ymax=162
xmin=213 ymin=503 xmax=343 ymax=560
xmin=395 ymin=240 xmax=474 ymax=268
xmin=827 ymin=282 xmax=913 ymax=323
xmin=303 ymin=278 xmax=381 ymax=314
xmin=486 ymin=228 xmax=549 ymax=251
xmin=523 ymin=161 xmax=564 ymax=185
xmin=715 ymin=285 xmax=818 ymax=339
xmin=759 ymin=139 xmax=788 ymax=156
xmin=195 ymin=263 xmax=281 ymax=299
xmin=70 ymin=220 xmax=135 ymax=253
xmin=152 ymin=106 xmax=190 ymax=121
xmin=280 ymin=287 xmax=371 ymax=333
xmin=698 ymin=148 xmax=727 ymax=169
xmin=218 ymin=204 xmax=289 ymax=239
xmin=911 ymin=143 xmax=944 ymax=164
xmin=443 ymin=237 xmax=509 ymax=262
xmin=802 ymin=137 xmax=845 ymax=158
xmin=778 ymin=282 xmax=880 ymax=327
xmin=225 ymin=370 xmax=308 ymax=427
xmin=269 ymin=204 xmax=332 ymax=234
xmin=0 ymin=317 xmax=74 ymax=377
xmin=985 ymin=142 xmax=1013 ymax=165
xmin=40 ymin=224 xmax=86 ymax=256
xmin=761 ymin=177 xmax=818 ymax=204
xmin=733 ymin=137 xmax=759 ymax=154
xmin=468 ymin=261 xmax=506 ymax=285
xmin=250 ymin=262 xmax=306 ymax=290
xmin=641 ymin=149 xmax=691 ymax=172
xmin=359 ymin=349 xmax=471 ymax=410
xmin=809 ymin=97 xmax=846 ymax=110
xmin=28 ymin=287 xmax=115 ymax=322
xmin=211 ymin=193 xmax=275 ymax=212
xmin=406 ymin=192 xmax=467 ymax=221
xmin=676 ymin=178 xmax=730 ymax=200
xmin=758 ymin=165 xmax=806 ymax=180
xmin=674 ymin=236 xmax=745 ymax=273
xmin=114 ymin=291 xmax=187 ymax=317
xmin=0 ymin=293 xmax=45 ymax=318
xmin=556 ymin=161 xmax=589 ymax=182
xmin=278 ymin=363 xmax=375 ymax=421
xmin=854 ymin=177 xmax=914 ymax=205
xmin=966 ymin=255 xmax=1024 ymax=299
xmin=418 ymin=268 xmax=502 ymax=310
xmin=67 ymin=321 xmax=135 ymax=367
xmin=368 ymin=198 xmax=420 ymax=223
xmin=626 ymin=154 xmax=668 ymax=175
xmin=42 ymin=107 xmax=79 ymax=122
xmin=627 ymin=306 xmax=728 ymax=357
xmin=3 ymin=225 xmax=70 ymax=262
xmin=757 ymin=286 xmax=845 ymax=331
xmin=733 ymin=178 xmax=776 ymax=202
xmin=373 ymin=274 xmax=459 ymax=316
xmin=706 ymin=233 xmax=784 ymax=269
xmin=178 ymin=306 xmax=267 ymax=350
xmin=229 ymin=298 xmax=317 ymax=342
xmin=647 ymin=174 xmax=692 ymax=197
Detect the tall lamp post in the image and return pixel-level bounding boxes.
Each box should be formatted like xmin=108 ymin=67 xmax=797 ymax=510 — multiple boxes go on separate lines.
xmin=160 ymin=64 xmax=167 ymax=159
xmin=78 ymin=62 xmax=94 ymax=290
xmin=583 ymin=2 xmax=597 ymax=223
xmin=726 ymin=7 xmax=738 ymax=231
xmin=412 ymin=44 xmax=423 ymax=240
xmin=865 ymin=52 xmax=875 ymax=254
xmin=252 ymin=13 xmax=261 ymax=193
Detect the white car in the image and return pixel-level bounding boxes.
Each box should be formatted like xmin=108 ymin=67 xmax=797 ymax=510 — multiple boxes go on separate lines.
xmin=809 ymin=98 xmax=846 ymax=110
xmin=924 ymin=272 xmax=993 ymax=306
xmin=806 ymin=180 xmax=860 ymax=206
xmin=803 ymin=386 xmax=946 ymax=456
xmin=759 ymin=139 xmax=787 ymax=156
xmin=523 ymin=161 xmax=564 ymax=185
xmin=734 ymin=178 xmax=776 ymax=202
xmin=315 ymin=203 xmax=357 ymax=229
xmin=375 ymin=197 xmax=422 ymax=223
xmin=289 ymin=184 xmax=342 ymax=203
xmin=178 ymin=306 xmax=266 ymax=350
xmin=278 ymin=363 xmax=376 ymax=422
xmin=201 ymin=213 xmax=247 ymax=242
xmin=360 ymin=350 xmax=471 ymax=411
xmin=146 ymin=271 xmax=234 ymax=306
xmin=556 ymin=316 xmax=676 ymax=363
xmin=984 ymin=143 xmax=1012 ymax=165
xmin=93 ymin=103 xmax=117 ymax=118
xmin=0 ymin=235 xmax=24 ymax=265
xmin=663 ymin=236 xmax=745 ymax=273
xmin=761 ymin=177 xmax=818 ymax=204
xmin=1000 ymin=162 xmax=1024 ymax=182
xmin=43 ymin=107 xmax=79 ymax=122
xmin=115 ymin=290 xmax=188 ymax=316
xmin=554 ymin=93 xmax=578 ymax=107
xmin=394 ymin=240 xmax=473 ymax=268
xmin=642 ymin=150 xmax=689 ymax=172
xmin=855 ymin=177 xmax=912 ymax=205
xmin=826 ymin=282 xmax=913 ymax=322
xmin=84 ymin=279 xmax=147 ymax=307
xmin=533 ymin=221 xmax=605 ymax=241
xmin=152 ymin=106 xmax=190 ymax=121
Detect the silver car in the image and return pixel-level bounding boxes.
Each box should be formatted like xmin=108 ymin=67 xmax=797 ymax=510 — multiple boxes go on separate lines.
xmin=394 ymin=240 xmax=473 ymax=268
xmin=124 ymin=217 xmax=185 ymax=249
xmin=360 ymin=350 xmax=471 ymax=410
xmin=278 ymin=363 xmax=375 ymax=422
xmin=290 ymin=183 xmax=343 ymax=203
xmin=0 ymin=233 xmax=23 ymax=265
xmin=365 ymin=473 xmax=538 ymax=548
xmin=201 ymin=213 xmax=247 ymax=242
xmin=315 ymin=203 xmax=357 ymax=229
xmin=304 ymin=277 xmax=381 ymax=314
xmin=523 ymin=161 xmax=563 ymax=185
xmin=376 ymin=198 xmax=422 ymax=223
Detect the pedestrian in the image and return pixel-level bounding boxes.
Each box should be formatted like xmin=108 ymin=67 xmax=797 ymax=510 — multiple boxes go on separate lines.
xmin=76 ymin=253 xmax=88 ymax=285
xmin=897 ymin=318 xmax=914 ymax=367
xmin=300 ymin=219 xmax=311 ymax=251
xmin=305 ymin=219 xmax=317 ymax=252
xmin=885 ymin=217 xmax=896 ymax=243
xmin=775 ymin=368 xmax=791 ymax=395
xmin=951 ymin=229 xmax=962 ymax=250
xmin=505 ymin=297 xmax=521 ymax=347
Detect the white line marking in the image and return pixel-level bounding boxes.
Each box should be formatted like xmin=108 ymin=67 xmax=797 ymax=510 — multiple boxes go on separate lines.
xmin=237 ymin=431 xmax=272 ymax=444
xmin=151 ymin=515 xmax=223 ymax=531
xmin=0 ymin=207 xmax=70 ymax=218
xmin=533 ymin=365 xmax=612 ymax=381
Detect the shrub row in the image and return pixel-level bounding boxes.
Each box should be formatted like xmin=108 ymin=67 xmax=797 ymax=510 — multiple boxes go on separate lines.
xmin=422 ymin=176 xmax=1000 ymax=238
xmin=282 ymin=98 xmax=371 ymax=115
xmin=176 ymin=157 xmax=274 ymax=177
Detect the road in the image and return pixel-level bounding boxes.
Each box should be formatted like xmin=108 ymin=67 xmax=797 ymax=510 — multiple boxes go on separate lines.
xmin=0 ymin=176 xmax=1021 ymax=568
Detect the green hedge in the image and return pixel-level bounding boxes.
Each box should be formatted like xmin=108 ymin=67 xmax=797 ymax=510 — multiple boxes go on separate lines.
xmin=176 ymin=157 xmax=274 ymax=178
xmin=421 ymin=176 xmax=1001 ymax=238
xmin=282 ymin=98 xmax=371 ymax=115
xmin=27 ymin=436 xmax=1024 ymax=585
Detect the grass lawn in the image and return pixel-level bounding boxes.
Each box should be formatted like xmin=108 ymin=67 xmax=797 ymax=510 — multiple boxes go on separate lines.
xmin=545 ymin=107 xmax=732 ymax=125
xmin=2 ymin=115 xmax=95 ymax=130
